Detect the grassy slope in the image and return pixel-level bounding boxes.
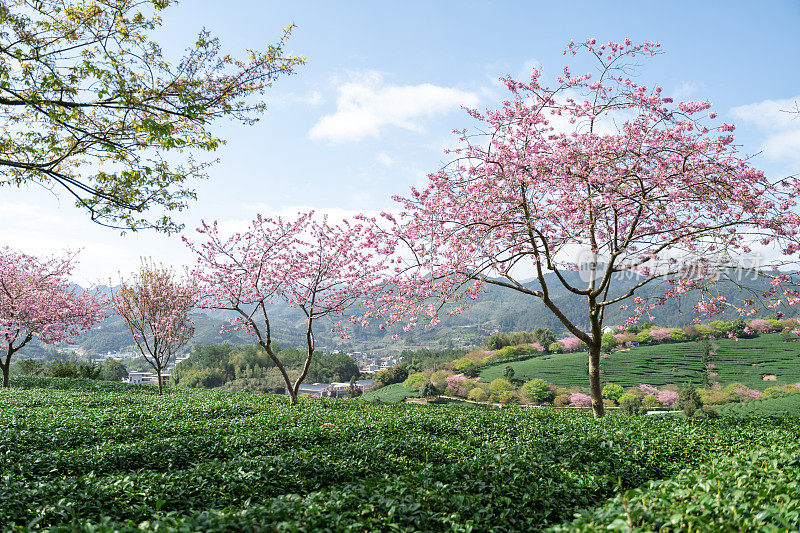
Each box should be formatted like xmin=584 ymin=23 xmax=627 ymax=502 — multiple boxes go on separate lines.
xmin=479 ymin=333 xmax=800 ymax=390
xmin=360 ymin=382 xmax=421 ymax=402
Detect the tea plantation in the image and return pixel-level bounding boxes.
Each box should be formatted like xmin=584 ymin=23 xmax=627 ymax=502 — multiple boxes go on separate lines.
xmin=1 ymin=376 xmax=799 ymax=531
xmin=480 ymin=332 xmax=800 ymax=390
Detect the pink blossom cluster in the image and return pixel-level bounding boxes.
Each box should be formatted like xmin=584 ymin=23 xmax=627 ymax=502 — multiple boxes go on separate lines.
xmin=638 ymin=384 xmax=659 ymax=395
xmin=569 ymin=393 xmax=593 ymax=408
xmin=650 ymin=328 xmax=671 ymax=342
xmin=747 ymin=319 xmax=772 ymax=333
xmin=445 ymin=374 xmax=469 ymax=397
xmin=560 ymin=337 xmax=582 ymax=351
xmin=656 ymin=390 xmax=679 ymax=407
xmin=733 ymin=385 xmax=764 ymax=400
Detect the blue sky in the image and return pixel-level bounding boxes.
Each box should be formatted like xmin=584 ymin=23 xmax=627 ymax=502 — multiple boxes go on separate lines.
xmin=3 ymin=0 xmax=799 ymax=283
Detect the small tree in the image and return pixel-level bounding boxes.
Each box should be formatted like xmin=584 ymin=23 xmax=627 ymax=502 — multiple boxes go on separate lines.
xmin=0 ymin=248 xmax=105 ymax=387
xmin=99 ymin=358 xmax=129 ymax=381
xmin=112 ymin=260 xmax=195 ymax=394
xmin=679 ymin=382 xmax=702 ymax=417
xmin=187 ymin=212 xmax=390 ymax=406
xmin=503 ymin=366 xmax=516 ymax=380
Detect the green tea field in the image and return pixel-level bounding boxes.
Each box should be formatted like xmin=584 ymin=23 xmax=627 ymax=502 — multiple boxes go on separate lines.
xmin=479 ymin=333 xmax=800 ymax=390
xmin=1 ymin=376 xmax=799 ymax=531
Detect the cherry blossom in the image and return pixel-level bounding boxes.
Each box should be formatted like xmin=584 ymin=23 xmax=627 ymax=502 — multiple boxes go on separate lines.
xmin=0 ymin=247 xmax=105 ymax=387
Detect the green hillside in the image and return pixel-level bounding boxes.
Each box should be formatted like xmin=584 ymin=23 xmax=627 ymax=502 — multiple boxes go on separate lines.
xmin=479 ymin=333 xmax=800 ymax=390
xmin=2 ymin=376 xmax=800 ymax=531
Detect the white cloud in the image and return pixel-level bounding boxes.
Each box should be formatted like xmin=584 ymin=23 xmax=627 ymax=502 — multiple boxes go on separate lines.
xmin=376 ymin=152 xmax=395 ymax=166
xmin=308 ymin=71 xmax=479 ymax=143
xmin=732 ymin=95 xmax=800 ymax=163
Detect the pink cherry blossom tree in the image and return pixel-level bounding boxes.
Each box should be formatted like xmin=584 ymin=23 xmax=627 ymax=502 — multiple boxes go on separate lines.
xmin=111 ymin=260 xmax=195 ymax=395
xmin=0 ymin=247 xmax=106 ymax=387
xmin=186 ymin=212 xmax=390 ymax=406
xmin=368 ymin=38 xmax=800 ymax=417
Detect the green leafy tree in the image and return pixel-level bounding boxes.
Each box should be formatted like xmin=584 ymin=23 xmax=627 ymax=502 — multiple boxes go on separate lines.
xmin=98 ymin=358 xmax=129 ymax=381
xmin=522 ymin=378 xmax=554 ymax=403
xmin=503 ymin=366 xmax=515 ymax=380
xmin=680 ymin=382 xmax=702 ymax=417
xmin=602 ymin=383 xmax=625 ymax=403
xmin=0 ymin=0 xmax=304 ymax=232
xmin=376 ymin=363 xmax=409 ymax=387
xmin=15 ymin=359 xmax=44 ymax=375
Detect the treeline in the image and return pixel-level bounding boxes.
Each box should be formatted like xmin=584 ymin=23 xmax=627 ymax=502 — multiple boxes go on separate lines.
xmin=14 ymin=358 xmax=128 ymax=381
xmin=172 ymin=344 xmax=360 ymax=393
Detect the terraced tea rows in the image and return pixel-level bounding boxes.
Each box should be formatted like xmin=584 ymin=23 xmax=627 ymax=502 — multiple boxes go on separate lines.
xmin=480 ymin=333 xmax=800 ymax=390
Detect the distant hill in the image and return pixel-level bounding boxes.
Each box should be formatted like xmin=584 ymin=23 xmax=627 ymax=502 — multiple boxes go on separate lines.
xmin=19 ymin=271 xmax=798 ymax=357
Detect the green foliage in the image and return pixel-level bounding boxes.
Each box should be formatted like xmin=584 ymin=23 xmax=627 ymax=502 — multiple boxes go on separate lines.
xmin=555 ymin=443 xmax=800 ymax=531
xmin=601 ymin=333 xmax=617 ymax=352
xmin=602 ymin=384 xmax=625 ymax=403
xmin=522 ymin=378 xmax=555 ymax=403
xmin=669 ymin=328 xmax=687 ymax=342
xmin=489 ymin=378 xmax=515 ymax=396
xmin=679 ymin=382 xmax=702 ymax=417
xmin=173 ymin=344 xmax=359 ymax=392
xmin=484 ymin=328 xmax=555 ymax=351
xmin=641 ymin=395 xmax=661 ymax=408
xmin=375 ymin=363 xmax=409 ymax=387
xmin=402 ymin=373 xmax=428 ymax=389
xmin=401 ymin=348 xmax=467 ymax=371
xmin=14 ymin=359 xmax=44 ymax=375
xmin=635 ymin=330 xmax=653 ymax=344
xmin=98 ymin=358 xmax=129 ymax=381
xmin=503 ymin=366 xmax=515 ymax=380
xmin=4 ymin=377 xmax=800 ymax=531
xmin=467 ymin=387 xmax=488 ymax=402
xmin=619 ymin=394 xmax=641 ymax=415
xmin=452 ymin=358 xmax=479 ymax=377
xmin=419 ymin=382 xmax=437 ymax=398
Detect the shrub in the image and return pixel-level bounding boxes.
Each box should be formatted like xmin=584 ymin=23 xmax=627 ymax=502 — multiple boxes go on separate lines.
xmin=679 ymin=383 xmax=702 ymax=417
xmin=635 ymin=330 xmax=653 ymax=344
xmin=489 ymin=378 xmax=515 ymax=396
xmin=641 ymin=395 xmax=661 ymax=408
xmin=453 ymin=358 xmax=477 ymax=374
xmin=403 ymin=373 xmax=428 ymax=389
xmin=549 ymin=342 xmax=563 ymax=353
xmin=669 ymin=328 xmax=687 ymax=342
xmin=701 ymin=405 xmax=719 ymax=418
xmin=619 ymin=394 xmax=641 ymax=415
xmin=650 ymin=328 xmax=671 ymax=342
xmin=657 ymin=390 xmax=679 ymax=407
xmin=553 ymin=394 xmax=571 ymax=407
xmin=419 ymin=382 xmax=437 ymax=398
xmin=498 ymin=391 xmax=519 ymax=405
xmin=376 ymin=363 xmax=408 ymax=386
xmin=467 ymin=387 xmax=488 ymax=402
xmin=602 ymin=383 xmax=625 ymax=403
xmin=522 ymin=378 xmax=555 ymax=403
xmin=568 ymin=393 xmax=592 ymax=408
xmin=602 ymin=398 xmax=616 ymax=408
xmin=601 ymin=333 xmax=617 ymax=352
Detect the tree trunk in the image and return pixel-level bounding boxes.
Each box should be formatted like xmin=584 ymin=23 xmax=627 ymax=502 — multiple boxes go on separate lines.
xmin=588 ymin=344 xmax=604 ymax=418
xmin=157 ymin=367 xmax=163 ymax=395
xmin=1 ymin=363 xmax=9 ymax=388
xmin=288 ymin=389 xmax=298 ymax=406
